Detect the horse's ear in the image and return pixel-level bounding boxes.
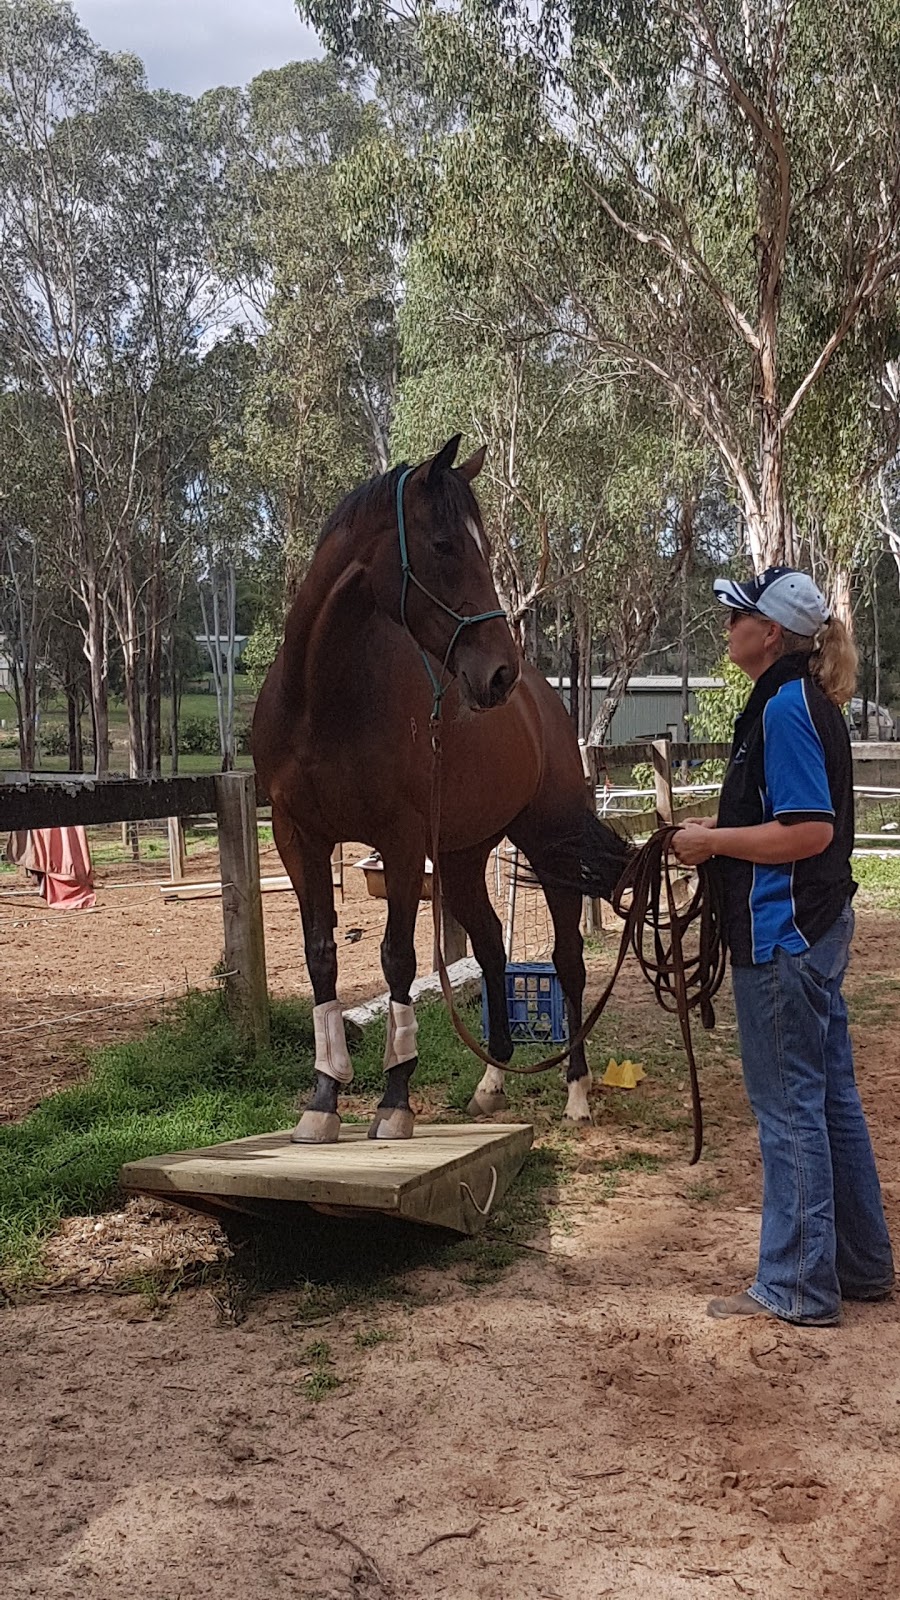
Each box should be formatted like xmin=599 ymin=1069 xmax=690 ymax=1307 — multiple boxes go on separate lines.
xmin=426 ymin=434 xmax=462 ymax=486
xmin=458 ymin=444 xmax=486 ymax=482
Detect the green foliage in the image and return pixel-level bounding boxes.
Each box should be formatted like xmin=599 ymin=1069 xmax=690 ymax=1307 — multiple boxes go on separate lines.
xmin=691 ymin=656 xmax=751 ymax=743
xmin=242 ymin=622 xmax=282 ymax=694
xmin=176 ymin=714 xmax=252 ymax=756
xmin=38 ymin=726 xmax=69 ymax=757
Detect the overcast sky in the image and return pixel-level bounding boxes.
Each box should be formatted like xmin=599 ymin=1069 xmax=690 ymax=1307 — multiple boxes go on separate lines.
xmin=75 ymin=1 xmax=322 ymax=96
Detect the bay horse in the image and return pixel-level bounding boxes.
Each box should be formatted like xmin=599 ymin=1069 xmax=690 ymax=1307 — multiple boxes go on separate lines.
xmin=252 ymin=435 xmax=631 ymax=1142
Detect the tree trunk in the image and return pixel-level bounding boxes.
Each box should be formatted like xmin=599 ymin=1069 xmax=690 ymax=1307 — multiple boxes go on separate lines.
xmin=66 ymin=684 xmax=83 ymax=772
xmin=873 ymin=559 xmax=883 ymax=738
xmin=143 ymin=461 xmax=165 ymax=776
xmin=568 ymin=623 xmax=580 ymax=737
xmin=754 ymin=138 xmax=794 ymax=572
xmin=169 ymin=631 xmax=180 ymax=776
xmin=586 ymin=658 xmax=634 ymax=745
xmin=84 ymin=586 xmax=110 ymax=777
xmin=580 ymin=618 xmax=592 ymax=738
xmin=14 ymin=660 xmax=37 ymax=771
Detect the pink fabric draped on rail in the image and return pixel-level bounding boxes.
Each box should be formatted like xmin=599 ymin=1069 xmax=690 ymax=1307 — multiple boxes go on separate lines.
xmin=7 ymin=827 xmax=96 ymax=909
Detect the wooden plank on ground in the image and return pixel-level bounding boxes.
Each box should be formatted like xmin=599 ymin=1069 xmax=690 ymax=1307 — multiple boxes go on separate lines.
xmin=121 ymin=1122 xmax=534 ymax=1236
xmin=160 ymin=874 xmax=292 ymax=900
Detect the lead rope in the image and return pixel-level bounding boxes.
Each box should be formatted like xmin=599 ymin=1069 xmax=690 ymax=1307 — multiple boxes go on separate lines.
xmin=428 ymin=718 xmax=725 ymax=1164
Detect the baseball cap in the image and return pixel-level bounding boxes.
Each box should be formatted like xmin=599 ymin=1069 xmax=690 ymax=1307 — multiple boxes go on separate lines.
xmin=713 ymin=566 xmax=830 ymax=637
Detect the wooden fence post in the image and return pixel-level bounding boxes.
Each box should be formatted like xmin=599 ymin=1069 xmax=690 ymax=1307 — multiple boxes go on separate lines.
xmin=215 ymin=771 xmax=270 ymax=1051
xmin=651 ymin=738 xmax=674 ymax=830
xmin=167 ymin=815 xmax=186 ymax=882
xmin=434 ymin=904 xmax=468 ymax=969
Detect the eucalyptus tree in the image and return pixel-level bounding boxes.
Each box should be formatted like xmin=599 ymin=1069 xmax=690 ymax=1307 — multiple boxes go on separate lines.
xmin=0 ymin=0 xmax=147 ymax=770
xmin=304 ymin=0 xmax=900 ymax=585
xmin=0 ymin=390 xmax=64 ymax=768
xmin=201 ymin=59 xmax=400 ymax=583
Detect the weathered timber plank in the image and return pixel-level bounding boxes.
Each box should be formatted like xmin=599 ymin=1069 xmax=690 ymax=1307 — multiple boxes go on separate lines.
xmin=120 ymin=1122 xmax=534 ymax=1236
xmin=0 ymin=774 xmax=218 ymax=830
xmin=0 ymin=770 xmax=269 ymax=830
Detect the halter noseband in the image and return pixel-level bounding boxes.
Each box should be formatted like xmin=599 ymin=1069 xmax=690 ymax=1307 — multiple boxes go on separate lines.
xmin=395 ymin=466 xmax=506 ymax=723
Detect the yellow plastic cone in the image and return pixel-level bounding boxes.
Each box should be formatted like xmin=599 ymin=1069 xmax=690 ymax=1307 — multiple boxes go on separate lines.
xmin=601 ymin=1057 xmax=647 ymax=1090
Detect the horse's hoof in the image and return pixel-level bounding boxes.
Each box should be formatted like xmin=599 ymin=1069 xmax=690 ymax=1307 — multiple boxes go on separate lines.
xmin=467 ymin=1092 xmax=508 ymax=1117
xmin=291 ymin=1111 xmax=341 ymax=1144
xmin=563 ymin=1112 xmax=593 ymax=1127
xmin=367 ymin=1108 xmax=415 ymax=1140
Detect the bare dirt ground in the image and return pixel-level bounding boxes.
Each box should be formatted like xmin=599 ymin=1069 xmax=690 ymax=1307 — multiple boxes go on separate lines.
xmin=2 ymin=860 xmax=900 ymax=1599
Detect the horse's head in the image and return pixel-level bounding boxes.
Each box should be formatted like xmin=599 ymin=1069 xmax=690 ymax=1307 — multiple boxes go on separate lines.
xmin=377 ymin=435 xmax=520 ymax=712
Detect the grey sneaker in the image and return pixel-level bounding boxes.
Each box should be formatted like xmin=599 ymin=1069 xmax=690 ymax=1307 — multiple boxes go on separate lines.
xmin=707 ymin=1291 xmax=773 ymax=1320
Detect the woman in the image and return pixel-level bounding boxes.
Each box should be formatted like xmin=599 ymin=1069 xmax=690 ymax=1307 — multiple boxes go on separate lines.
xmin=673 ymin=566 xmax=893 ymax=1325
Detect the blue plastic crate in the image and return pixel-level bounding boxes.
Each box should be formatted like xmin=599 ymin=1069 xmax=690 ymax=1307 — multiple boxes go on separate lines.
xmin=482 ymin=961 xmax=568 ymax=1045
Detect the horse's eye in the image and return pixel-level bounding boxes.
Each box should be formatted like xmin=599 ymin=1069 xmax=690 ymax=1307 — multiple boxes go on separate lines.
xmin=433 ymin=538 xmax=454 ymax=557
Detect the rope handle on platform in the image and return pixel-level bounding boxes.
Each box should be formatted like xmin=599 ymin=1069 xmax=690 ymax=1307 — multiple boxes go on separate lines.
xmin=460 ymin=1165 xmax=499 ymax=1218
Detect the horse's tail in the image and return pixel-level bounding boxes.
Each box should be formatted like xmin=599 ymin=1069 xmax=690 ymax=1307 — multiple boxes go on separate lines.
xmin=516 ymin=809 xmax=635 ymax=903
xmin=580 ymin=809 xmax=636 ymax=900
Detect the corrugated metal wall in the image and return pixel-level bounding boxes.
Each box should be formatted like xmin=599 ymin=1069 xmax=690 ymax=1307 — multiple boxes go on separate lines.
xmin=601 ymin=689 xmax=687 ymax=743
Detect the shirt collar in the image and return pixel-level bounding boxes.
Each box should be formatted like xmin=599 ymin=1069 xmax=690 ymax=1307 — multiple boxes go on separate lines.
xmin=736 ymin=652 xmax=810 ymax=730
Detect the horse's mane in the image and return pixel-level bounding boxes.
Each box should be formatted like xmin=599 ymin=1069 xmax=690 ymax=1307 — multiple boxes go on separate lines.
xmin=316 ymin=461 xmax=480 ymax=548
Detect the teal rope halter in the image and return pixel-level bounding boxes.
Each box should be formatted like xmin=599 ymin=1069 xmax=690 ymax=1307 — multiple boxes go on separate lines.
xmin=395 ymin=466 xmax=506 ymax=723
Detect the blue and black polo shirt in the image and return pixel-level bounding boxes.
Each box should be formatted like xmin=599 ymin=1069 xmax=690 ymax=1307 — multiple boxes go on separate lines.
xmin=716 ymin=653 xmax=855 ymax=967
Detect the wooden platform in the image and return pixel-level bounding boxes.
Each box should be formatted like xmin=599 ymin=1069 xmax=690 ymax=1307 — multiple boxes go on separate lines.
xmin=120 ymin=1122 xmax=534 ymax=1236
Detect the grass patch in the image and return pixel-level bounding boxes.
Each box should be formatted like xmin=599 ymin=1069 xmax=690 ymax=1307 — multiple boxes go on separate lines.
xmin=354 ymin=1326 xmax=397 ymax=1349
xmin=853 ymin=855 xmax=900 ymax=913
xmin=684 ymin=1179 xmax=721 ymax=1204
xmin=298 ymin=1339 xmax=344 ymax=1402
xmin=0 ymin=991 xmax=314 ymax=1289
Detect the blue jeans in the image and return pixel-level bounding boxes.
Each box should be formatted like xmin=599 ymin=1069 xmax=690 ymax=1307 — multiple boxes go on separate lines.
xmin=731 ymin=904 xmax=894 ymax=1325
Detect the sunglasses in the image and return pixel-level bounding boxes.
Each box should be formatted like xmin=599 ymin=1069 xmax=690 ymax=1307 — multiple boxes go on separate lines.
xmin=727 ymin=607 xmax=760 ymax=626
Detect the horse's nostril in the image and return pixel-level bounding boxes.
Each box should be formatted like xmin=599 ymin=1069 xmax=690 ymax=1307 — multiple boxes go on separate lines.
xmin=489 ymin=663 xmax=516 ymax=704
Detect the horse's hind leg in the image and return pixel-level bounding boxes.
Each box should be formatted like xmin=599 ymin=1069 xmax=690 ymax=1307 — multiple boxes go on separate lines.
xmin=272 ymin=810 xmax=348 ymax=1144
xmin=538 ymin=880 xmax=593 ymax=1125
xmin=368 ymin=834 xmax=427 ymax=1141
xmin=438 ymin=843 xmax=514 ymax=1117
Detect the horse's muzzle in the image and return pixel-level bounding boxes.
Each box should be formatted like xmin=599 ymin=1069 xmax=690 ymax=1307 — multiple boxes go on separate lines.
xmin=459 ymin=659 xmax=521 ymax=712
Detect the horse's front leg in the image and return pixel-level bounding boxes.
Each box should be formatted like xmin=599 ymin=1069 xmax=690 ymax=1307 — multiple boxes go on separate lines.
xmin=272 ymin=812 xmax=349 ymax=1144
xmin=368 ymin=837 xmax=426 ymax=1141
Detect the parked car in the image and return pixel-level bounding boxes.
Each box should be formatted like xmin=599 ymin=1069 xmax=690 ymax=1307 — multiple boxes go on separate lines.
xmin=848 ymin=698 xmax=896 ymax=740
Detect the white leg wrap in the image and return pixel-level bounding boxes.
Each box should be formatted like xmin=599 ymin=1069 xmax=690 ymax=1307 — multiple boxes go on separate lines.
xmin=383 ymin=1001 xmax=418 ymax=1071
xmin=477 ymin=1065 xmax=507 ymax=1098
xmin=565 ymin=1070 xmax=592 ymax=1122
xmin=313 ymin=1000 xmax=353 ymax=1085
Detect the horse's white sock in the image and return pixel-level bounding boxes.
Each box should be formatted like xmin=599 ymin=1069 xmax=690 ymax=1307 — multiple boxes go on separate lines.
xmin=476 ymin=1064 xmax=507 ymax=1098
xmin=383 ymin=1001 xmax=418 ymax=1070
xmin=313 ymin=1000 xmax=353 ymax=1085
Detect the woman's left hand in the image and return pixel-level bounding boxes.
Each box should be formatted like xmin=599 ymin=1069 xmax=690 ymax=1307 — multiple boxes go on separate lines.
xmin=671 ymin=821 xmax=718 ymax=866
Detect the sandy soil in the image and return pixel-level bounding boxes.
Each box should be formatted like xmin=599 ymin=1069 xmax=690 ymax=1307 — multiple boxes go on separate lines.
xmin=2 ymin=864 xmax=900 ymax=1598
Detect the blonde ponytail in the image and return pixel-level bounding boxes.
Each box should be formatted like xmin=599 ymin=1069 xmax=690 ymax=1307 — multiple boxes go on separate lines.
xmin=778 ymin=615 xmax=857 ymax=708
xmin=810 ymin=616 xmax=857 ymax=707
